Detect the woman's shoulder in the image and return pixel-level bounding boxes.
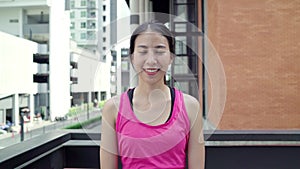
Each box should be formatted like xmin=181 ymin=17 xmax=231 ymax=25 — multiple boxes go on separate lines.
xmin=182 ymin=93 xmax=201 ymax=122
xmin=102 ymin=95 xmax=121 ymax=120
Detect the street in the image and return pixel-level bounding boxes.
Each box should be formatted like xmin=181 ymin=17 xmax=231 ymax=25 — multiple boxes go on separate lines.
xmin=0 ymin=110 xmax=101 ymax=149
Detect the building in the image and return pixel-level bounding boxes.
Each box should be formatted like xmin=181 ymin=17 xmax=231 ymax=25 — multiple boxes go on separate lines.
xmin=124 ymin=0 xmax=300 ymax=130
xmin=0 ymin=0 xmax=127 ymax=124
xmin=69 ymin=40 xmax=111 ymax=107
xmin=0 ymin=0 xmax=71 ymax=122
xmin=0 ymin=31 xmax=38 ymax=125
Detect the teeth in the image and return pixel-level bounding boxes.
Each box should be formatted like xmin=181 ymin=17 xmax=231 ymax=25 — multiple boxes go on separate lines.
xmin=146 ymin=69 xmax=158 ymax=72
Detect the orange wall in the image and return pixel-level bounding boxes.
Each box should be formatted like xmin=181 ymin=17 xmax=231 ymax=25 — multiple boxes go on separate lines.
xmin=206 ymin=0 xmax=300 ymax=129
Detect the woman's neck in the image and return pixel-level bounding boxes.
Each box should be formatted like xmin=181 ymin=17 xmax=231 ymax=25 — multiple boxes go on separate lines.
xmin=135 ymin=82 xmax=168 ymax=96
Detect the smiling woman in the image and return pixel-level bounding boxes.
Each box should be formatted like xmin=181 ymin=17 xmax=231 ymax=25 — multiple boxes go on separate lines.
xmin=100 ymin=21 xmax=205 ymax=169
xmin=131 ymin=31 xmax=173 ymax=86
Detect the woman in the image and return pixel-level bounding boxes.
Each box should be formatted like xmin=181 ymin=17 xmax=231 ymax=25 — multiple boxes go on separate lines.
xmin=100 ymin=21 xmax=205 ymax=169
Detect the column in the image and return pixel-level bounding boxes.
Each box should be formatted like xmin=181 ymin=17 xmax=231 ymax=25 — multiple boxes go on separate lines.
xmin=139 ymin=0 xmax=145 ymax=23
xmin=13 ymin=94 xmax=19 ymax=126
xmin=29 ymin=94 xmax=34 ymax=123
xmin=145 ymin=0 xmax=149 ymax=22
xmin=129 ymin=0 xmax=139 ymax=87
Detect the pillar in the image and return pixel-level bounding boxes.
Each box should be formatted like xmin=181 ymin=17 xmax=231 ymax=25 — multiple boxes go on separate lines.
xmin=13 ymin=93 xmax=19 ymax=126
xmin=129 ymin=0 xmax=140 ymax=87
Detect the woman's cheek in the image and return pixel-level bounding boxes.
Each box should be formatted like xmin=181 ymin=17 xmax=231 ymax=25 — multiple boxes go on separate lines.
xmin=132 ymin=62 xmax=143 ymax=73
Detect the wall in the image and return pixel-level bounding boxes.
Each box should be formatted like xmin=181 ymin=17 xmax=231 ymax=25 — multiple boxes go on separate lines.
xmin=207 ymin=0 xmax=300 ymax=129
xmin=48 ymin=0 xmax=71 ymax=120
xmin=0 ymin=31 xmax=38 ymax=94
xmin=0 ymin=8 xmax=22 ymax=36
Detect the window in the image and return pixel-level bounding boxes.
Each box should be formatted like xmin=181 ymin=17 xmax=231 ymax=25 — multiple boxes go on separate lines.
xmin=71 ymin=33 xmax=75 ymax=39
xmin=88 ymin=22 xmax=96 ymax=29
xmin=100 ymin=92 xmax=106 ymax=101
xmin=80 ymin=22 xmax=86 ymax=28
xmin=70 ymin=11 xmax=75 ymax=18
xmin=103 ymin=26 xmax=106 ymax=32
xmin=87 ymin=31 xmax=96 ymax=40
xmin=80 ymin=0 xmax=86 ymax=6
xmin=103 ymin=5 xmax=106 ymax=11
xmin=70 ymin=0 xmax=75 ymax=8
xmin=103 ymin=46 xmax=106 ymax=51
xmin=103 ymin=37 xmax=106 ymax=42
xmin=80 ymin=33 xmax=86 ymax=39
xmin=70 ymin=22 xmax=75 ymax=29
xmin=80 ymin=11 xmax=86 ymax=17
xmin=89 ymin=1 xmax=96 ymax=8
xmin=89 ymin=11 xmax=96 ymax=18
xmin=103 ymin=16 xmax=106 ymax=22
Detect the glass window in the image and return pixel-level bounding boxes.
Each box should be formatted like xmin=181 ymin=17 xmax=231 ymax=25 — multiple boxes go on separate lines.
xmin=175 ymin=37 xmax=187 ymax=55
xmin=87 ymin=31 xmax=96 ymax=40
xmin=175 ymin=23 xmax=187 ymax=32
xmin=80 ymin=33 xmax=86 ymax=39
xmin=70 ymin=22 xmax=75 ymax=29
xmin=70 ymin=0 xmax=75 ymax=8
xmin=80 ymin=22 xmax=86 ymax=28
xmin=89 ymin=1 xmax=96 ymax=8
xmin=103 ymin=16 xmax=106 ymax=22
xmin=80 ymin=11 xmax=86 ymax=17
xmin=90 ymin=11 xmax=96 ymax=18
xmin=103 ymin=5 xmax=106 ymax=11
xmin=175 ymin=4 xmax=195 ymax=22
xmin=71 ymin=33 xmax=75 ymax=39
xmin=103 ymin=37 xmax=106 ymax=42
xmin=70 ymin=11 xmax=75 ymax=18
xmin=121 ymin=61 xmax=129 ymax=71
xmin=103 ymin=26 xmax=106 ymax=32
xmin=80 ymin=0 xmax=86 ymax=6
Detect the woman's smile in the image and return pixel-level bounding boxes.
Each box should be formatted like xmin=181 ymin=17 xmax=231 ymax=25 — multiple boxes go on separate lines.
xmin=144 ymin=68 xmax=160 ymax=75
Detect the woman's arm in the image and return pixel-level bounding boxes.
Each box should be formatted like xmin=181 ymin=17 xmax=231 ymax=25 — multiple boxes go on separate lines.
xmin=100 ymin=97 xmax=119 ymax=169
xmin=184 ymin=94 xmax=205 ymax=169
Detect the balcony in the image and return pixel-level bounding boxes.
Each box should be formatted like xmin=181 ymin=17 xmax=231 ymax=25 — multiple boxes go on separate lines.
xmin=33 ymin=73 xmax=49 ymax=83
xmin=23 ymin=23 xmax=49 ymax=35
xmin=33 ymin=53 xmax=49 ymax=64
xmin=0 ymin=130 xmax=299 ymax=168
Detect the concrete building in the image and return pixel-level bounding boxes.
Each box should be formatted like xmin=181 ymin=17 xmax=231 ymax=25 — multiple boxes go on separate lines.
xmin=69 ymin=40 xmax=111 ymax=107
xmin=0 ymin=0 xmax=126 ymax=124
xmin=0 ymin=31 xmax=38 ymax=125
xmin=0 ymin=0 xmax=71 ymax=122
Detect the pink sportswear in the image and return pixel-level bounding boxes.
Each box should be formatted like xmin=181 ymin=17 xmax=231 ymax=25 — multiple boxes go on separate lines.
xmin=116 ymin=88 xmax=190 ymax=169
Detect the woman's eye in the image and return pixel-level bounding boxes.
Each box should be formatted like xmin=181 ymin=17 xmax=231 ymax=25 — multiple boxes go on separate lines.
xmin=138 ymin=51 xmax=147 ymax=54
xmin=155 ymin=50 xmax=166 ymax=55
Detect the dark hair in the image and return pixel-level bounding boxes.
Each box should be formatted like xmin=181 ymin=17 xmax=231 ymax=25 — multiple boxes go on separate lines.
xmin=129 ymin=21 xmax=175 ymax=55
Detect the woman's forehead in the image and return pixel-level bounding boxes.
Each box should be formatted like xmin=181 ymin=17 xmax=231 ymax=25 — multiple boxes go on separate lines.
xmin=135 ymin=32 xmax=169 ymax=45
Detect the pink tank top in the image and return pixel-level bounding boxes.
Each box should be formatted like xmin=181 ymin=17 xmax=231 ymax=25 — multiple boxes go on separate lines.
xmin=116 ymin=88 xmax=190 ymax=169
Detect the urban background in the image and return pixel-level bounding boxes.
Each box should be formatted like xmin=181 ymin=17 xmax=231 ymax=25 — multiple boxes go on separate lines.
xmin=0 ymin=0 xmax=299 ymax=139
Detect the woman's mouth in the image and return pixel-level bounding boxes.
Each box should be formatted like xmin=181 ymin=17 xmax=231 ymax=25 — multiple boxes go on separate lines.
xmin=144 ymin=68 xmax=160 ymax=75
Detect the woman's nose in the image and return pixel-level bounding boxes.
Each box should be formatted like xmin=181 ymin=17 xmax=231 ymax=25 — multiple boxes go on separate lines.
xmin=145 ymin=52 xmax=157 ymax=64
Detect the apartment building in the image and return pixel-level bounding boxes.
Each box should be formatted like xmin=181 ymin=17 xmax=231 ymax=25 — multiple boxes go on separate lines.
xmin=0 ymin=0 xmax=123 ymax=124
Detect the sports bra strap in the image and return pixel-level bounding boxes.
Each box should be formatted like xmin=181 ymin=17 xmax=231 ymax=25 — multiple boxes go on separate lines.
xmin=127 ymin=87 xmax=175 ymax=123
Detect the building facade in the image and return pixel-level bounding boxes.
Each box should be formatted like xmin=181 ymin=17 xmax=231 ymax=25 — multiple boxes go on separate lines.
xmin=0 ymin=0 xmax=71 ymax=122
xmin=125 ymin=0 xmax=300 ymax=130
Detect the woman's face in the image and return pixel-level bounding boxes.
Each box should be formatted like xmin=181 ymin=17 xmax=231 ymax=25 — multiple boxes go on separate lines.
xmin=131 ymin=31 xmax=173 ymax=85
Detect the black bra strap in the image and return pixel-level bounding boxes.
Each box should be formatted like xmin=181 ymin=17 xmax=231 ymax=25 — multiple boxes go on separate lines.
xmin=127 ymin=87 xmax=175 ymax=123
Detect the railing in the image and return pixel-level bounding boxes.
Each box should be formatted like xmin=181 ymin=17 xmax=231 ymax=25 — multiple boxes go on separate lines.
xmin=23 ymin=24 xmax=49 ymax=35
xmin=0 ymin=130 xmax=300 ymax=169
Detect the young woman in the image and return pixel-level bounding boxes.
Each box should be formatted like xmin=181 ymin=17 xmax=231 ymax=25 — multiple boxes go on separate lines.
xmin=100 ymin=21 xmax=205 ymax=169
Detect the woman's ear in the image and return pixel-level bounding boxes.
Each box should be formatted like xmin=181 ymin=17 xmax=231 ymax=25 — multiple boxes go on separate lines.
xmin=169 ymin=53 xmax=174 ymax=65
